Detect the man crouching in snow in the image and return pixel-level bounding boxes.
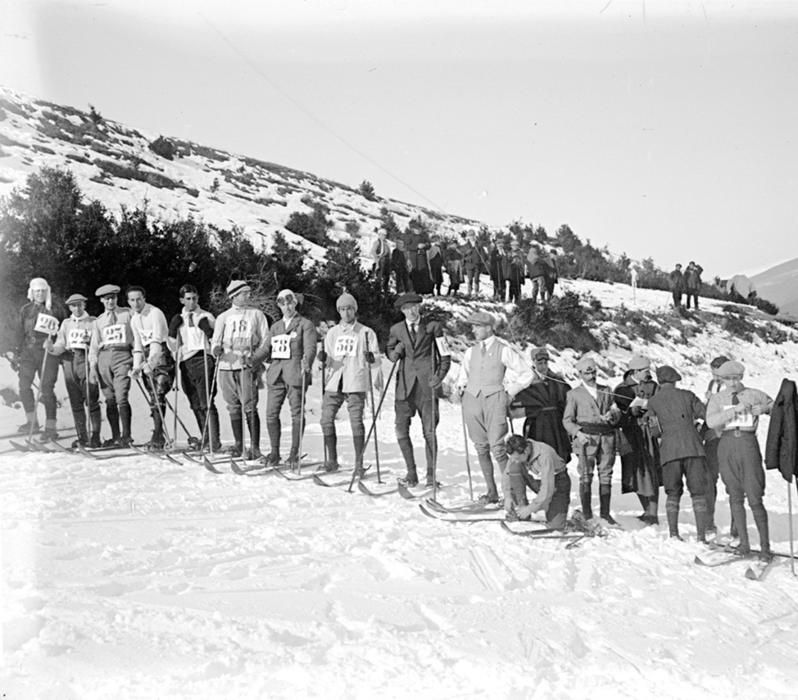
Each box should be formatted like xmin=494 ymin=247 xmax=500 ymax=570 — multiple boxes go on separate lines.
xmin=504 ymin=434 xmax=572 ymax=530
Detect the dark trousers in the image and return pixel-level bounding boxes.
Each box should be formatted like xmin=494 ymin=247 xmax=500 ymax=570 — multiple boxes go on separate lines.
xmin=672 ymin=290 xmax=682 ymax=307
xmin=19 ymin=347 xmax=59 ymax=420
xmin=528 ymin=471 xmax=571 ymax=530
xmin=266 ymin=378 xmax=307 ymax=457
xmin=395 ymin=380 xmax=439 ymax=478
xmin=63 ymin=351 xmax=100 ymax=440
xmin=662 ymin=456 xmax=707 ymax=497
xmin=393 ymin=267 xmax=411 ymax=294
xmin=685 ymin=292 xmax=699 ymax=309
xmin=180 ymin=353 xmax=220 ymax=444
xmin=376 ymin=256 xmax=391 ymax=293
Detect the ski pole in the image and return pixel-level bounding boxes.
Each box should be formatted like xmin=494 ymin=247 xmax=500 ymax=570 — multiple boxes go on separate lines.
xmin=461 ymin=401 xmax=474 ymax=501
xmin=200 ymin=355 xmax=222 ymax=455
xmin=320 ymin=343 xmax=328 ymax=468
xmin=172 ymin=334 xmax=181 ymax=442
xmin=364 ymin=333 xmax=382 ymax=484
xmin=789 ymin=481 xmax=796 ymax=576
xmin=28 ymin=349 xmax=50 ymax=441
xmin=163 ymin=394 xmax=196 ymax=443
xmin=297 ymin=364 xmax=307 ymax=473
xmin=202 ymin=346 xmax=212 ymax=454
xmin=431 ymin=341 xmax=440 ymax=502
xmin=135 ymin=373 xmax=172 ymax=447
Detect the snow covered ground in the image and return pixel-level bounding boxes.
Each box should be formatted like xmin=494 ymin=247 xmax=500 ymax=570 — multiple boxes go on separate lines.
xmin=3 ymin=278 xmax=798 ymax=699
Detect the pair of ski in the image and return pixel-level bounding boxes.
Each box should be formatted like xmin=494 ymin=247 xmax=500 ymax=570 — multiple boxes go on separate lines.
xmin=694 ymin=544 xmax=790 ymax=581
xmin=355 ymin=479 xmax=438 ymax=500
xmin=8 ymin=433 xmax=78 ymax=455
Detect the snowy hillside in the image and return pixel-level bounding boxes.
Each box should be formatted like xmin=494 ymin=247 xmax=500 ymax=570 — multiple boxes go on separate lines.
xmin=0 ymin=87 xmax=481 ymax=258
xmin=3 ymin=275 xmax=798 ymax=698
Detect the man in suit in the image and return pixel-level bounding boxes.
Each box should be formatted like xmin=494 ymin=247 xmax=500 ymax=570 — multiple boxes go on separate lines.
xmin=254 ymin=289 xmax=317 ymax=468
xmin=387 ymin=293 xmax=451 ymax=487
xmin=646 ymin=366 xmax=709 ymax=541
xmin=562 ymin=355 xmax=619 ymax=523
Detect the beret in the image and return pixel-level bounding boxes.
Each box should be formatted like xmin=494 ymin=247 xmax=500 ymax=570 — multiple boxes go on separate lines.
xmin=656 ymin=365 xmax=682 ymax=384
xmin=65 ymin=293 xmax=88 ymax=305
xmin=717 ymin=360 xmax=745 ymax=378
xmin=395 ymin=292 xmax=423 ymax=309
xmin=628 ymin=355 xmax=651 ymax=371
xmin=95 ymin=284 xmax=120 ymax=297
xmin=466 ymin=311 xmax=495 ymax=327
xmin=226 ymin=280 xmax=251 ymax=297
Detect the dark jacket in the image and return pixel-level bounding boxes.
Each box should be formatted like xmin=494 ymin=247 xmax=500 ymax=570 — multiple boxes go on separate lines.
xmin=646 ymin=384 xmax=706 ymax=464
xmin=514 ymin=371 xmax=571 ymax=461
xmin=669 ymin=269 xmax=684 ymax=291
xmin=16 ymin=301 xmax=63 ymax=356
xmin=684 ymin=264 xmax=703 ymax=291
xmin=257 ymin=314 xmax=317 ymax=387
xmin=765 ymin=378 xmax=798 ymax=482
xmin=386 ymin=319 xmax=450 ymax=400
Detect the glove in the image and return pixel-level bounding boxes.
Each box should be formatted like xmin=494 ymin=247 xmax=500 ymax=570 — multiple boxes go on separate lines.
xmin=168 ymin=314 xmax=184 ymax=337
xmin=197 ymin=317 xmax=212 ymax=338
xmin=318 ymin=349 xmax=328 ymax=365
xmin=364 ymin=351 xmax=376 ymax=364
xmin=212 ymin=345 xmax=223 ymax=358
xmin=392 ymin=341 xmax=406 ymax=359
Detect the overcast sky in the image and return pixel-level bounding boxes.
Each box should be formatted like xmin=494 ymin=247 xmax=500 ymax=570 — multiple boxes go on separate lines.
xmin=2 ymin=0 xmax=797 ymax=278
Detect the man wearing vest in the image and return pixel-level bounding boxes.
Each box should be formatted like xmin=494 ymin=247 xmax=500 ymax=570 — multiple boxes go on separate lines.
xmin=454 ymin=312 xmax=534 ymax=504
xmin=89 ymin=284 xmax=135 ymax=447
xmin=706 ymin=360 xmax=774 ymax=561
xmin=253 ymin=289 xmax=317 ymax=468
xmin=46 ymin=293 xmax=101 ymax=448
xmin=318 ymin=292 xmax=383 ymax=474
xmin=12 ymin=277 xmax=63 ymax=439
xmin=168 ymin=284 xmax=221 ymax=451
xmin=129 ymin=286 xmax=174 ymax=450
xmin=562 ymin=356 xmax=620 ymax=524
xmin=387 ymin=292 xmax=451 ymax=487
xmin=211 ymin=280 xmax=270 ymax=460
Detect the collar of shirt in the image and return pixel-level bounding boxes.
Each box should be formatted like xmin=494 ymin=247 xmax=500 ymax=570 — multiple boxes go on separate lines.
xmin=339 ymin=322 xmax=356 ymax=333
xmin=70 ymin=312 xmax=89 ymax=321
xmin=481 ymin=335 xmax=498 ymax=350
xmin=182 ymin=307 xmax=204 ymax=319
xmin=282 ymin=313 xmax=297 ymax=327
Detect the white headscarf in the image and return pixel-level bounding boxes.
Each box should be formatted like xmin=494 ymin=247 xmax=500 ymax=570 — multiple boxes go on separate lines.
xmin=27 ymin=277 xmax=52 ymax=310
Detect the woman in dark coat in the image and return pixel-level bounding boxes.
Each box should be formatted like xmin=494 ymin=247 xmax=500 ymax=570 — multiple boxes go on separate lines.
xmin=427 ymin=239 xmax=444 ymax=296
xmin=410 ymin=242 xmax=434 ymax=295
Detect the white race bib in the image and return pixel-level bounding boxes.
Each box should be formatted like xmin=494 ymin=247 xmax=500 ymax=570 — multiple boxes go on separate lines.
xmin=67 ymin=327 xmax=90 ymax=349
xmin=725 ymin=405 xmax=755 ymax=430
xmin=182 ymin=326 xmax=207 ymax=354
xmin=435 ymin=335 xmax=451 ymax=357
xmin=102 ymin=324 xmax=127 ymax=345
xmin=271 ymin=334 xmax=292 ymax=360
xmin=34 ymin=312 xmax=59 ymax=335
xmin=334 ymin=334 xmax=358 ymax=358
xmin=226 ymin=315 xmax=252 ymax=351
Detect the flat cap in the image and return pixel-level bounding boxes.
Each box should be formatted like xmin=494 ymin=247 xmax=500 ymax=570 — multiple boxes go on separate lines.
xmin=710 ymin=355 xmax=731 ymax=370
xmin=575 ymin=356 xmax=597 ymax=372
xmin=533 ymin=347 xmax=550 ymax=360
xmin=717 ymin=360 xmax=745 ymax=378
xmin=628 ymin=355 xmax=651 ymax=371
xmin=395 ymin=292 xmax=423 ymax=309
xmin=656 ymin=365 xmax=682 ymax=384
xmin=95 ymin=284 xmax=120 ymax=297
xmin=226 ymin=280 xmax=251 ymax=298
xmin=65 ymin=293 xmax=88 ymax=305
xmin=466 ymin=311 xmax=495 ymax=327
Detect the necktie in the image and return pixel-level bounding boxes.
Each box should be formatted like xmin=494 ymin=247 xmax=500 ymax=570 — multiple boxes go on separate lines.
xmin=479 ymin=341 xmax=486 ymax=357
xmin=188 ymin=312 xmax=195 ymax=327
xmin=731 ymin=392 xmax=740 ymax=405
xmin=109 ymin=310 xmax=117 ymax=325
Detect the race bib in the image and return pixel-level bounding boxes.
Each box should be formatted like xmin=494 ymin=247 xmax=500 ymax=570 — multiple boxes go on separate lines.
xmin=182 ymin=326 xmax=207 ymax=354
xmin=271 ymin=334 xmax=292 ymax=360
xmin=227 ymin=315 xmax=252 ymax=350
xmin=334 ymin=334 xmax=358 ymax=358
xmin=435 ymin=335 xmax=452 ymax=357
xmin=67 ymin=327 xmax=90 ymax=349
xmin=102 ymin=324 xmax=127 ymax=345
xmin=725 ymin=405 xmax=755 ymax=430
xmin=34 ymin=313 xmax=59 ymax=335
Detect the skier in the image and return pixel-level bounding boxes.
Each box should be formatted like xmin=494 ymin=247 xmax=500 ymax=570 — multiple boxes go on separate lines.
xmin=46 ymin=293 xmax=101 ymax=448
xmin=318 ymin=292 xmax=382 ymax=474
xmin=504 ymin=434 xmax=572 ymax=530
xmin=89 ymin=284 xmax=135 ymax=447
xmin=128 ymin=286 xmax=174 ymax=450
xmin=454 ymin=311 xmax=534 ymax=504
xmin=253 ymin=289 xmax=317 ymax=468
xmin=167 ymin=284 xmax=221 ymax=451
xmin=210 ymin=280 xmax=270 ymax=459
xmin=706 ymin=360 xmax=774 ymax=561
xmin=703 ymin=355 xmax=733 ymax=541
xmin=562 ymin=355 xmax=619 ymax=524
xmin=12 ymin=277 xmax=62 ymax=439
xmin=386 ymin=292 xmax=451 ymax=487
xmin=646 ymin=365 xmax=709 ymax=541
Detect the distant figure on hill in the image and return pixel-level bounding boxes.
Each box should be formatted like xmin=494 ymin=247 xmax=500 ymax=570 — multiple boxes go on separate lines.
xmin=630 ymin=266 xmax=639 ymax=304
xmin=488 ymin=238 xmax=506 ymax=301
xmin=669 ymin=263 xmax=684 ymax=308
xmin=684 ymin=261 xmax=703 ymax=309
xmin=445 ymin=242 xmax=464 ymax=296
xmin=526 ymin=243 xmax=549 ymax=304
xmin=543 ymin=248 xmax=559 ymax=301
xmin=391 ymin=238 xmax=412 ymax=294
xmin=427 ymin=237 xmax=444 ymax=296
xmin=410 ymin=242 xmax=434 ymax=295
xmin=507 ymin=240 xmax=526 ymax=304
xmin=370 ymin=228 xmax=392 ymax=294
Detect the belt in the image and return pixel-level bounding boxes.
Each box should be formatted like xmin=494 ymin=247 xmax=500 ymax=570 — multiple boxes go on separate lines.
xmin=100 ymin=345 xmax=131 ymax=352
xmin=721 ymin=429 xmax=756 ymax=438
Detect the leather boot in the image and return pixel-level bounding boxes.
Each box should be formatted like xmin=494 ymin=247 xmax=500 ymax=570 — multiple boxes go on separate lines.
xmin=751 ymin=503 xmax=771 ymax=554
xmin=323 ymin=432 xmax=338 ymax=471
xmin=106 ymin=403 xmax=120 ymax=441
xmin=208 ymin=407 xmax=222 ymax=451
xmin=353 ymin=432 xmax=366 ymax=475
xmin=729 ymin=498 xmax=749 ymax=552
xmin=267 ymin=414 xmax=281 ymax=460
xmin=119 ymin=404 xmax=132 ymax=445
xmin=666 ymin=494 xmax=681 ymax=538
xmin=246 ymin=412 xmax=261 ymax=460
xmin=580 ymin=481 xmax=593 ymax=520
xmin=229 ymin=415 xmax=244 ymax=458
xmin=692 ymin=495 xmax=708 ymax=542
xmin=599 ymin=484 xmax=616 ymax=525
xmin=398 ymin=437 xmax=418 ymax=483
xmin=72 ymin=410 xmax=88 ymax=444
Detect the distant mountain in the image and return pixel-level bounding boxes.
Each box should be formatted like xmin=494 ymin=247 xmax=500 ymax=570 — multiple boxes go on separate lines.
xmin=0 ymin=87 xmax=481 ymax=258
xmin=750 ymin=258 xmax=798 ymax=316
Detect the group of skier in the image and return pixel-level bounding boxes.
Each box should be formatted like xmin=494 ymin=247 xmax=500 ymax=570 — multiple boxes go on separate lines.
xmin=9 ymin=275 xmax=788 ymax=564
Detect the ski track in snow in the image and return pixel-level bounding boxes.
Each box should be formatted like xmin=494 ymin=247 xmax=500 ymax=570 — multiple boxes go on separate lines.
xmin=4 ymin=281 xmax=798 ymax=698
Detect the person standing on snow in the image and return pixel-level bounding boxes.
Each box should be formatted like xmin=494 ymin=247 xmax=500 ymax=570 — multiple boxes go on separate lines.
xmin=318 ymin=292 xmax=382 ymax=475
xmin=387 ymin=292 xmax=451 ymax=488
xmin=210 ymin=281 xmax=270 ymax=460
xmin=253 ymin=289 xmax=317 ymax=469
xmin=669 ymin=264 xmax=684 ymax=308
xmin=454 ymin=311 xmax=534 ymax=505
xmin=706 ymin=361 xmax=774 ymax=562
xmin=46 ymin=293 xmax=101 ymax=448
xmin=12 ymin=277 xmax=63 ymax=439
xmin=646 ymin=365 xmax=709 ymax=542
xmin=562 ymin=356 xmax=620 ymax=524
xmin=167 ymin=284 xmax=221 ymax=452
xmin=684 ymin=261 xmax=704 ymax=310
xmin=89 ymin=284 xmax=135 ymax=447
